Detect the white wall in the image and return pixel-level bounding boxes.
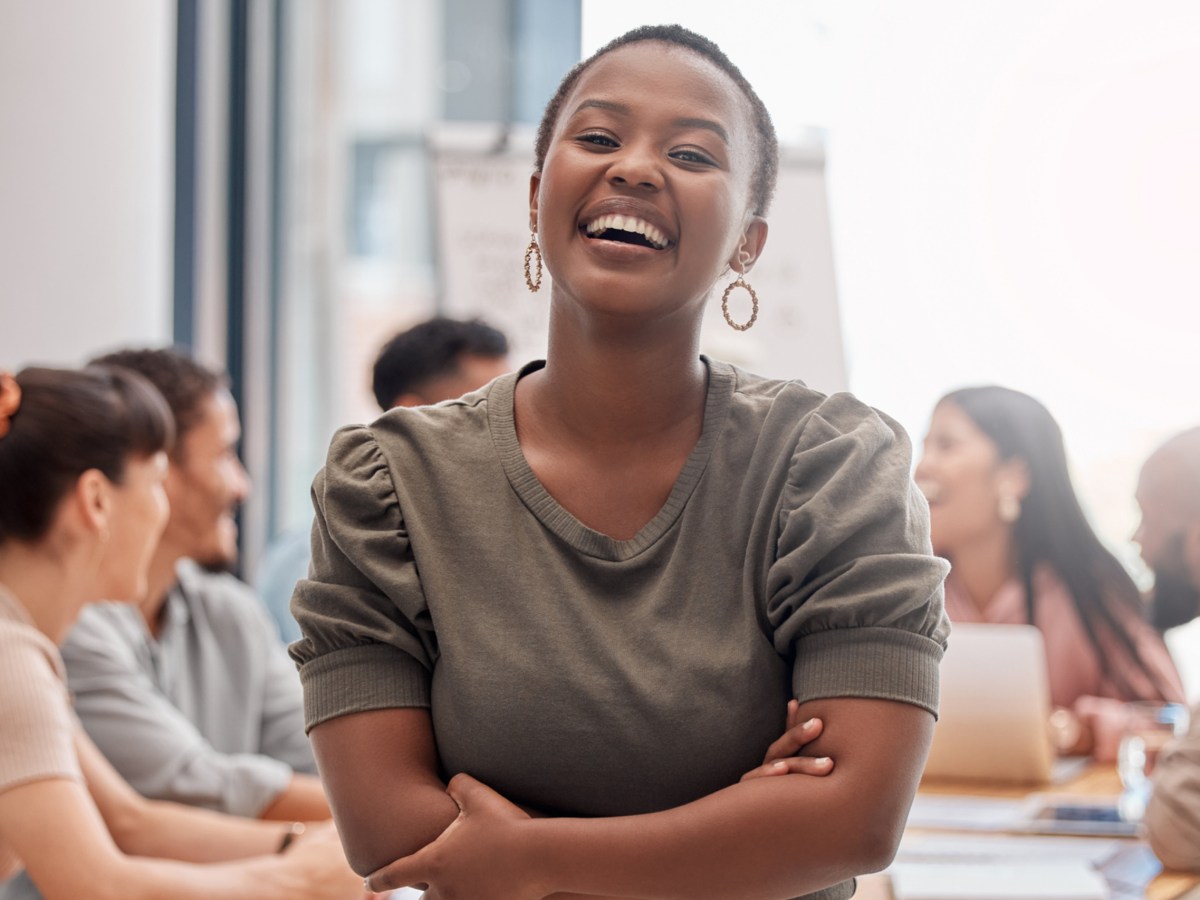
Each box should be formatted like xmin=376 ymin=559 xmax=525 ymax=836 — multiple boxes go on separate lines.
xmin=584 ymin=1 xmax=1200 ymax=573
xmin=0 ymin=1 xmax=174 ymax=369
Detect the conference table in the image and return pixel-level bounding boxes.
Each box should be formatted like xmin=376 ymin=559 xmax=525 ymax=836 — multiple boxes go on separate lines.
xmin=855 ymin=765 xmax=1200 ymax=899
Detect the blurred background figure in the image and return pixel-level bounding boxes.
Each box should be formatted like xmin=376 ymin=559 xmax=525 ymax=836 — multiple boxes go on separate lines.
xmin=915 ymin=386 xmax=1183 ymax=760
xmin=60 ymin=348 xmax=330 ymax=823
xmin=0 ymin=367 xmax=362 ymax=900
xmin=371 ymin=316 xmax=510 ymax=411
xmin=1135 ymin=427 xmax=1200 ymax=635
xmin=257 ymin=316 xmax=512 ymax=643
xmin=1141 ymin=427 xmax=1200 ymax=871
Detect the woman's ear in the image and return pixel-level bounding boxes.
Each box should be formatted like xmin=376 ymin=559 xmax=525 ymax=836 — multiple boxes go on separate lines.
xmin=725 ymin=217 xmax=769 ymax=274
xmin=72 ymin=469 xmax=114 ymax=538
xmin=528 ymin=173 xmax=541 ymax=233
xmin=996 ymin=457 xmax=1031 ymax=501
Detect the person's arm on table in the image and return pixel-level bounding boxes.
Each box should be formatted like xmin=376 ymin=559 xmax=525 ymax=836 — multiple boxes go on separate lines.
xmin=1144 ymin=713 xmax=1200 ymax=871
xmin=64 ymin=610 xmax=314 ymax=819
xmin=1064 ymin=604 xmax=1187 ymax=761
xmin=258 ymin=772 xmax=332 ymax=821
xmin=77 ymin=726 xmax=304 ymax=861
xmin=0 ymin=731 xmax=369 ymax=900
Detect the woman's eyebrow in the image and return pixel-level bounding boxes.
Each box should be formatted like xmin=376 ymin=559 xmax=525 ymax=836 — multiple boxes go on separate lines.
xmin=572 ymin=98 xmax=629 ymax=117
xmin=673 ymin=117 xmax=729 ymax=145
xmin=570 ymin=99 xmax=729 ymax=145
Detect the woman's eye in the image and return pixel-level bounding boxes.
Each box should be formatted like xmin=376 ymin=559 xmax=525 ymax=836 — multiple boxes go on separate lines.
xmin=671 ymin=149 xmax=715 ymax=165
xmin=578 ymin=133 xmax=618 ymax=148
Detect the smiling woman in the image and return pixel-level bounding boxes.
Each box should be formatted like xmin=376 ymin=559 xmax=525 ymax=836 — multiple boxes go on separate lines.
xmin=291 ymin=24 xmax=950 ymax=900
xmin=915 ymin=386 xmax=1183 ymax=760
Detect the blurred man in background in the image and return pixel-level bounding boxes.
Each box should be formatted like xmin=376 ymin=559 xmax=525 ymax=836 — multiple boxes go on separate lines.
xmin=1135 ymin=427 xmax=1200 ymax=634
xmin=1138 ymin=427 xmax=1200 ymax=870
xmin=371 ymin=315 xmax=510 ymax=410
xmin=61 ymin=347 xmax=330 ymax=822
xmin=257 ymin=315 xmax=512 ymax=642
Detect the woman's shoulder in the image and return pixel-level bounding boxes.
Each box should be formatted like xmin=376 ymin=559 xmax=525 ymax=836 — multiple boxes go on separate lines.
xmin=719 ymin=359 xmax=907 ymax=440
xmin=325 ymin=373 xmax=507 ymax=466
xmin=0 ymin=612 xmax=69 ymax=700
xmin=366 ymin=371 xmax=508 ymax=450
xmin=715 ymin=361 xmax=915 ymax=476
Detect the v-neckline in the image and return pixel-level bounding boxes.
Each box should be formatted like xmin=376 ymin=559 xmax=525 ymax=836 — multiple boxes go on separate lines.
xmin=488 ymin=357 xmax=734 ymax=561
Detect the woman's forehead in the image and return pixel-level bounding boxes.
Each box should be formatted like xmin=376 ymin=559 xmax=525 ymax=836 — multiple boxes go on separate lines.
xmin=563 ymin=41 xmax=750 ymax=133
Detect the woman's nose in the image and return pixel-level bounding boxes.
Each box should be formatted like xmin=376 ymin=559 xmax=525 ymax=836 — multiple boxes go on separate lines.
xmin=914 ymin=454 xmax=932 ymax=479
xmin=607 ymin=144 xmax=662 ymax=191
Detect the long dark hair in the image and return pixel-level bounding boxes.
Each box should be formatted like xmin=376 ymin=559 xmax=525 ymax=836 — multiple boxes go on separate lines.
xmin=943 ymin=386 xmax=1168 ymax=699
xmin=0 ymin=365 xmax=174 ymax=543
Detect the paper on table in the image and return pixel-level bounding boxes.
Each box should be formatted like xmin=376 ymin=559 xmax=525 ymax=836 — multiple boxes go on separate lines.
xmin=895 ymin=832 xmax=1127 ymax=866
xmin=904 ymin=795 xmax=1028 ymax=831
xmin=890 ymin=861 xmax=1110 ymax=900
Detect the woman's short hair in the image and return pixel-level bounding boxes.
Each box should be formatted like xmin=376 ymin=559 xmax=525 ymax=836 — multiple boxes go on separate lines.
xmin=534 ymin=24 xmax=780 ymax=217
xmin=0 ymin=366 xmax=174 ymax=543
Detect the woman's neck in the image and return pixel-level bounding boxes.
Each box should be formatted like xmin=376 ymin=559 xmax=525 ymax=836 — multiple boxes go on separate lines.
xmin=947 ymin=528 xmax=1020 ymax=613
xmin=0 ymin=540 xmax=93 ymax=643
xmin=524 ymin=297 xmax=709 ymax=448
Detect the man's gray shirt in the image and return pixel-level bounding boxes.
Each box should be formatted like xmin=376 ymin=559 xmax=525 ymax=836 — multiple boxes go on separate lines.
xmin=61 ymin=560 xmax=316 ymax=817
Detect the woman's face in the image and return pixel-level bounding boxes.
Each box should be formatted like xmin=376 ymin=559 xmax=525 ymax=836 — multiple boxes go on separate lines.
xmin=915 ymin=401 xmax=1013 ymax=556
xmin=532 ymin=41 xmax=761 ymax=324
xmin=98 ymin=451 xmax=170 ymax=601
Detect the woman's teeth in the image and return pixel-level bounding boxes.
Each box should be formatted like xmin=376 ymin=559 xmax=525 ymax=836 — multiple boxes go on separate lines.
xmin=584 ymin=214 xmax=669 ymax=250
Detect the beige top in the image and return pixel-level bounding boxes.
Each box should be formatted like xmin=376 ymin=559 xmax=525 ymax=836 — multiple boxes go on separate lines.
xmin=0 ymin=584 xmax=84 ymax=882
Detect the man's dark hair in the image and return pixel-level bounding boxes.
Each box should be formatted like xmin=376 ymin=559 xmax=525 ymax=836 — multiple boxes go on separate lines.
xmin=372 ymin=317 xmax=509 ymax=411
xmin=535 ymin=24 xmax=780 ymax=216
xmin=91 ymin=347 xmax=227 ymax=442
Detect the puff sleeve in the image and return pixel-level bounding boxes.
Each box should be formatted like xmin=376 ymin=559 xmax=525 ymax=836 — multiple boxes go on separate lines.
xmin=766 ymin=395 xmax=951 ymax=717
xmin=289 ymin=425 xmax=437 ymax=732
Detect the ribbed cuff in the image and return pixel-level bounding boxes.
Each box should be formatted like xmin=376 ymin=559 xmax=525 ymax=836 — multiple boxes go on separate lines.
xmin=791 ymin=626 xmax=944 ymax=718
xmin=299 ymin=643 xmax=431 ymax=733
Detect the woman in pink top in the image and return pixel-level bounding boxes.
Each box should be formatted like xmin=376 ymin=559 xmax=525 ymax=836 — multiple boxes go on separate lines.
xmin=0 ymin=367 xmax=365 ymax=900
xmin=915 ymin=385 xmax=1183 ymax=760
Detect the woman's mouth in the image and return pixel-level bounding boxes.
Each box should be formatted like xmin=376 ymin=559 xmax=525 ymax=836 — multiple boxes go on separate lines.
xmin=582 ymin=214 xmax=672 ymax=250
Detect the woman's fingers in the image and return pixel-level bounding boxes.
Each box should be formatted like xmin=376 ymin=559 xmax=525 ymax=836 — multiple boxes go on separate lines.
xmin=786 ymin=698 xmax=801 ymax=731
xmin=445 ymin=771 xmax=525 ymax=819
xmin=366 ymin=848 xmax=431 ymax=893
xmin=761 ymin=716 xmax=824 ymax=764
xmin=366 ymin=774 xmax=531 ymax=893
xmin=739 ymin=754 xmax=834 ymax=782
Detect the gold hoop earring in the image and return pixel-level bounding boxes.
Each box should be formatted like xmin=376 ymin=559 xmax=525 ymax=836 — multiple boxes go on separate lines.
xmin=524 ymin=232 xmax=543 ymax=293
xmin=721 ymin=273 xmax=759 ymax=331
xmin=998 ymin=494 xmax=1021 ymax=524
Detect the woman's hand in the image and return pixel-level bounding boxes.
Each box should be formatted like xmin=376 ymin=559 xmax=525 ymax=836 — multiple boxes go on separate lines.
xmin=740 ymin=700 xmax=834 ymax=781
xmin=366 ymin=773 xmax=543 ymax=899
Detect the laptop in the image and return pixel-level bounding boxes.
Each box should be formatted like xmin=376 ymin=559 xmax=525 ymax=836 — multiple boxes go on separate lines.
xmin=923 ymin=623 xmax=1056 ymax=785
